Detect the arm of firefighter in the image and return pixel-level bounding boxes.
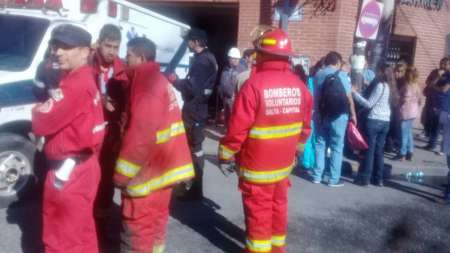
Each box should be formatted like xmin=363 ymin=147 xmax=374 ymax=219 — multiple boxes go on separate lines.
xmin=219 ymin=80 xmax=257 ymax=162
xmin=298 ymin=87 xmax=313 ymax=152
xmin=32 ymin=84 xmax=83 ymax=137
xmin=114 ymin=91 xmax=165 ymax=187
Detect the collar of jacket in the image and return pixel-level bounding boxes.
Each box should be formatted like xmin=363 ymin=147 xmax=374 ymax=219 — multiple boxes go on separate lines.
xmin=131 ymin=61 xmax=161 ymax=76
xmin=61 ymin=65 xmax=93 ymax=82
xmin=92 ymin=51 xmax=127 ymax=80
xmin=256 ymin=60 xmax=291 ymax=72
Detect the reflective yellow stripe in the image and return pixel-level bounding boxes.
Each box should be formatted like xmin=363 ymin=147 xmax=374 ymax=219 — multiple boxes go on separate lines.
xmin=115 ymin=159 xmax=141 ymax=178
xmin=249 ymin=122 xmax=303 ymax=140
xmin=271 ymin=235 xmax=286 ymax=247
xmin=156 ymin=121 xmax=185 ymax=144
xmin=219 ymin=144 xmax=237 ymax=160
xmin=153 ymin=244 xmax=165 ymax=253
xmin=246 ymin=238 xmax=272 ymax=252
xmin=127 ymin=163 xmax=195 ymax=197
xmin=240 ymin=163 xmax=293 ymax=184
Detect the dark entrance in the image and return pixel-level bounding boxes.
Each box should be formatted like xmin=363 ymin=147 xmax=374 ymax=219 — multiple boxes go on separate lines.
xmin=134 ymin=1 xmax=239 ymax=121
xmin=135 ymin=1 xmax=239 ymax=70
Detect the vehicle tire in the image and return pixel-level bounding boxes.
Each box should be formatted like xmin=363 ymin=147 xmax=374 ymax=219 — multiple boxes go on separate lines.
xmin=0 ymin=133 xmax=36 ymax=208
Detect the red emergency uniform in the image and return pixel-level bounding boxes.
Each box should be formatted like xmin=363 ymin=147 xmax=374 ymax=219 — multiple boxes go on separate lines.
xmin=92 ymin=52 xmax=128 ymax=217
xmin=32 ymin=65 xmax=105 ymax=253
xmin=219 ymin=60 xmax=313 ymax=253
xmin=114 ymin=62 xmax=195 ymax=252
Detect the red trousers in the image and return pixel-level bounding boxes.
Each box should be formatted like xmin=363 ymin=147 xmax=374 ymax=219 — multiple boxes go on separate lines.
xmin=42 ymin=156 xmax=100 ymax=253
xmin=120 ymin=187 xmax=172 ymax=253
xmin=240 ymin=178 xmax=291 ymax=253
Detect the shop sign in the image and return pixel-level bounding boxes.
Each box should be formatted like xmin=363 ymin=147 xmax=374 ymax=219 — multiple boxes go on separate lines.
xmin=399 ymin=0 xmax=446 ymax=10
xmin=355 ymin=0 xmax=384 ymax=40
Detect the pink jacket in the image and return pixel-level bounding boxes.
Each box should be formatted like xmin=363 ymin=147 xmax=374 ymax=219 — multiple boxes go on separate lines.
xmin=399 ymin=83 xmax=421 ymax=120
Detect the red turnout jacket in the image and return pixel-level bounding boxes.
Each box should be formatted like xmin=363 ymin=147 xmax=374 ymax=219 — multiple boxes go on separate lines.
xmin=219 ymin=61 xmax=313 ymax=184
xmin=114 ymin=62 xmax=194 ymax=197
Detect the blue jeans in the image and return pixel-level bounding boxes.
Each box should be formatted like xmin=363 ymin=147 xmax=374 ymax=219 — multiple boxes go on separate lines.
xmin=313 ymin=114 xmax=348 ymax=184
xmin=400 ymin=119 xmax=414 ymax=155
xmin=446 ymin=155 xmax=450 ymax=202
xmin=359 ymin=119 xmax=389 ymax=183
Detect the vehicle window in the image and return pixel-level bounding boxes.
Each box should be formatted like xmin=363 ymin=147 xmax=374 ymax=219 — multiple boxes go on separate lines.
xmin=0 ymin=16 xmax=49 ymax=71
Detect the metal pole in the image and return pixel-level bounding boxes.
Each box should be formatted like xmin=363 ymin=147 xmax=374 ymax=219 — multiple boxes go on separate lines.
xmin=369 ymin=0 xmax=395 ymax=69
xmin=280 ymin=0 xmax=290 ymax=32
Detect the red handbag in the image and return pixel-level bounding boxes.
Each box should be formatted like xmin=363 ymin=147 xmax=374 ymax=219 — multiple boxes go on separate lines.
xmin=347 ymin=122 xmax=368 ymax=151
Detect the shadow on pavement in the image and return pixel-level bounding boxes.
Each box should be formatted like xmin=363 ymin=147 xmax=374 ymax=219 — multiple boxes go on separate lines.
xmin=170 ymin=197 xmax=245 ymax=253
xmin=6 ymin=174 xmax=44 ymax=253
xmin=295 ymin=204 xmax=450 ymax=253
xmin=6 ymin=151 xmax=47 ymax=253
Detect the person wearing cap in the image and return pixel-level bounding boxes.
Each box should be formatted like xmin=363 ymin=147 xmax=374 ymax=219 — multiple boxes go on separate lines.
xmin=219 ymin=47 xmax=244 ymax=125
xmin=171 ymin=28 xmax=218 ymax=201
xmin=218 ymin=28 xmax=313 ymax=253
xmin=91 ymin=24 xmax=129 ymax=238
xmin=114 ymin=37 xmax=194 ymax=252
xmin=31 ymin=24 xmax=105 ymax=252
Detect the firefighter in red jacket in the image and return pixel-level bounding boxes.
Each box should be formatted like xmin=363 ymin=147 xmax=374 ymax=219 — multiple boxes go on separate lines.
xmin=114 ymin=37 xmax=195 ymax=252
xmin=91 ymin=24 xmax=129 ymax=233
xmin=32 ymin=24 xmax=105 ymax=253
xmin=219 ymin=29 xmax=313 ymax=253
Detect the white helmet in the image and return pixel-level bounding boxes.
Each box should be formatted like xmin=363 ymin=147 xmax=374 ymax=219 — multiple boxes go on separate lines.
xmin=227 ymin=47 xmax=241 ymax=59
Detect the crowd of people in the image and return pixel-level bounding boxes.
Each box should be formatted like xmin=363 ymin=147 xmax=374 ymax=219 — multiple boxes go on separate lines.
xmin=217 ymin=46 xmax=450 ymax=188
xmin=29 ymin=21 xmax=450 ymax=253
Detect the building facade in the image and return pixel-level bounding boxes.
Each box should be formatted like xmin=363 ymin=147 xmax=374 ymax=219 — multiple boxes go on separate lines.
xmin=138 ymin=0 xmax=450 ymax=84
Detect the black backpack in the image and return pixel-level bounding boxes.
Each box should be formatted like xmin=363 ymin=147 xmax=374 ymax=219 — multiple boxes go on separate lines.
xmin=318 ymin=71 xmax=350 ymax=119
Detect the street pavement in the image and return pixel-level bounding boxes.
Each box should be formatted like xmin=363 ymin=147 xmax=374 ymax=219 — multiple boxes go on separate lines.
xmin=1 ymin=126 xmax=450 ymax=253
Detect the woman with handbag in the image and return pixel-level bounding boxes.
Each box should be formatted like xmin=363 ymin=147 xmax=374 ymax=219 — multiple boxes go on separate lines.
xmin=352 ymin=63 xmax=391 ymax=187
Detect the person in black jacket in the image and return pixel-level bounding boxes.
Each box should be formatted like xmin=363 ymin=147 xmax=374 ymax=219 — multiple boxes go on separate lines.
xmin=172 ymin=28 xmax=218 ymax=201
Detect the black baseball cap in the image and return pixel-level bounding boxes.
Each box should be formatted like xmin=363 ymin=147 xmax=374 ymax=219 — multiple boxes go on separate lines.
xmin=50 ymin=24 xmax=92 ymax=48
xmin=183 ymin=28 xmax=208 ymax=41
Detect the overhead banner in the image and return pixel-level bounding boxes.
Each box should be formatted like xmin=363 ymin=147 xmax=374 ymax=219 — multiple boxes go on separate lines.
xmin=355 ymin=0 xmax=384 ymax=40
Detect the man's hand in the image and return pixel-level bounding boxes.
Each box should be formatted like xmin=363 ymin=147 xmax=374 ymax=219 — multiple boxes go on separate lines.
xmin=167 ymin=73 xmax=178 ymax=84
xmin=218 ymin=162 xmax=236 ymax=177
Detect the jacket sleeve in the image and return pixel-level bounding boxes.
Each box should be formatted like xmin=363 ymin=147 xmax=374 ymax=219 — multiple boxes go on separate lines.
xmin=113 ymin=77 xmax=166 ymax=187
xmin=298 ymin=85 xmax=313 ymax=150
xmin=32 ymin=82 xmax=83 ymax=137
xmin=218 ymin=80 xmax=257 ymax=162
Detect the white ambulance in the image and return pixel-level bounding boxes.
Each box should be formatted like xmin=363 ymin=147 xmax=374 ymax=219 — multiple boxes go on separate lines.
xmin=0 ymin=0 xmax=190 ymax=205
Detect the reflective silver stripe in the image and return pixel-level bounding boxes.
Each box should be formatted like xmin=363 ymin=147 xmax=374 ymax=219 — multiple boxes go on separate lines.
xmin=271 ymin=235 xmax=286 ymax=247
xmin=194 ymin=150 xmax=204 ymax=157
xmin=240 ymin=163 xmax=293 ymax=184
xmin=246 ymin=238 xmax=271 ymax=252
xmin=127 ymin=163 xmax=195 ymax=197
xmin=249 ymin=122 xmax=303 ymax=140
xmin=219 ymin=144 xmax=236 ymax=160
xmin=93 ymin=122 xmax=108 ymax=134
xmin=115 ymin=159 xmax=141 ymax=178
xmin=156 ymin=121 xmax=185 ymax=144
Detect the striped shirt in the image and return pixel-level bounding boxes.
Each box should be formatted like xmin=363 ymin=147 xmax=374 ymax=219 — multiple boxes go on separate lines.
xmin=353 ymin=82 xmax=391 ymax=122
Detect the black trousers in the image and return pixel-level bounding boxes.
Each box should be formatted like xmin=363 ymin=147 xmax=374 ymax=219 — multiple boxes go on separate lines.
xmin=184 ymin=122 xmax=206 ymax=198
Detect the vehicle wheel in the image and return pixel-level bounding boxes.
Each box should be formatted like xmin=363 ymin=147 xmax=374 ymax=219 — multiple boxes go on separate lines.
xmin=0 ymin=133 xmax=36 ymax=208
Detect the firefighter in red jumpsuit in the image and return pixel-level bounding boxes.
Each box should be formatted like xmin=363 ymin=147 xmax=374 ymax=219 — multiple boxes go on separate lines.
xmin=32 ymin=24 xmax=105 ymax=253
xmin=91 ymin=24 xmax=128 ymax=236
xmin=219 ymin=29 xmax=313 ymax=253
xmin=114 ymin=37 xmax=195 ymax=253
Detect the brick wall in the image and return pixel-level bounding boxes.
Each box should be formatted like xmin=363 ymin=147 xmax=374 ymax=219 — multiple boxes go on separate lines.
xmin=236 ymin=1 xmax=450 ymax=85
xmin=394 ymin=4 xmax=450 ymax=85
